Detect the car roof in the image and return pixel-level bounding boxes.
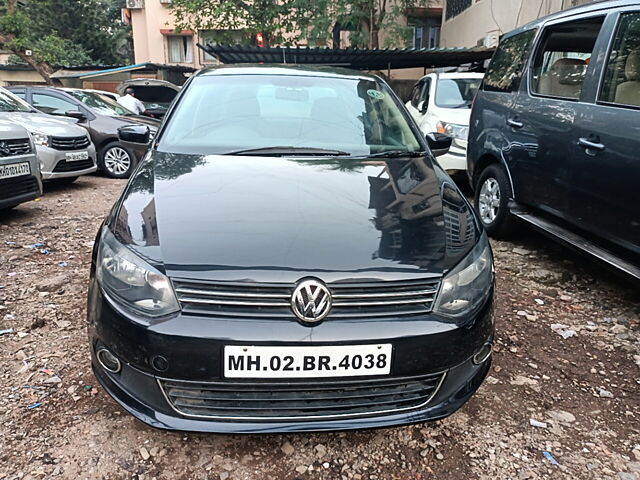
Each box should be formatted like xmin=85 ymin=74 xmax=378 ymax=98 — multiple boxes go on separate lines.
xmin=505 ymin=0 xmax=639 ymax=38
xmin=196 ymin=64 xmax=381 ymax=82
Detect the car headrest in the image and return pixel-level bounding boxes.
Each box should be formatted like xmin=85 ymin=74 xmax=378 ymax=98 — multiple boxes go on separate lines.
xmin=626 ymin=51 xmax=640 ymax=81
xmin=550 ymin=58 xmax=587 ymax=85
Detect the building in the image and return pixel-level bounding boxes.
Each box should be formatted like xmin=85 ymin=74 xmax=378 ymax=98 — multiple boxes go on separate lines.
xmin=440 ymin=0 xmax=597 ymax=48
xmin=126 ymin=0 xmax=444 ymax=70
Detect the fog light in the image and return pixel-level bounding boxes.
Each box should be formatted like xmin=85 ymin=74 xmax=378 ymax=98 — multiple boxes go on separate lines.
xmin=473 ymin=344 xmax=492 ymax=365
xmin=97 ymin=347 xmax=122 ymax=373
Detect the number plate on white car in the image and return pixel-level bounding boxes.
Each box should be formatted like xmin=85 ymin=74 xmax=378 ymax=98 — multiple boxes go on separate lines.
xmin=0 ymin=162 xmax=30 ymax=179
xmin=224 ymin=344 xmax=392 ymax=379
xmin=65 ymin=151 xmax=89 ymax=161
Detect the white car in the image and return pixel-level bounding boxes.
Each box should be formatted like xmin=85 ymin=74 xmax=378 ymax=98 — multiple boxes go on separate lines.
xmin=406 ymin=72 xmax=483 ymax=173
xmin=0 ymin=87 xmax=97 ymax=183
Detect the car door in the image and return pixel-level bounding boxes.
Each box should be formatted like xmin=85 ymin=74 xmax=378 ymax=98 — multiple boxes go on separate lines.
xmin=406 ymin=78 xmax=427 ymax=122
xmin=411 ymin=77 xmax=433 ymax=134
xmin=510 ymin=14 xmax=605 ymax=220
xmin=570 ymin=9 xmax=640 ymax=256
xmin=471 ymin=28 xmax=537 ymax=192
xmin=31 ymin=90 xmax=93 ymax=134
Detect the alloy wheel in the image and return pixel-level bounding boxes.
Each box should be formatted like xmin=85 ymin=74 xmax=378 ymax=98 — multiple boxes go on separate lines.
xmin=103 ymin=146 xmax=131 ymax=176
xmin=478 ymin=177 xmax=500 ymax=224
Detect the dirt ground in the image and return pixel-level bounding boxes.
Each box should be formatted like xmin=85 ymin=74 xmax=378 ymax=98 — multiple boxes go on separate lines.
xmin=0 ymin=175 xmax=638 ymax=480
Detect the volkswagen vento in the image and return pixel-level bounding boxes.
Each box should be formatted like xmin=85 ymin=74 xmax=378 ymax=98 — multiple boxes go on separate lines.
xmin=87 ymin=65 xmax=495 ymax=433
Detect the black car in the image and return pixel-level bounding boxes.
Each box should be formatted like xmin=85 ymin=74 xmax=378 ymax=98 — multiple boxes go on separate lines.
xmin=87 ymin=65 xmax=494 ymax=433
xmin=8 ymin=86 xmax=160 ymax=179
xmin=468 ymin=0 xmax=640 ymax=280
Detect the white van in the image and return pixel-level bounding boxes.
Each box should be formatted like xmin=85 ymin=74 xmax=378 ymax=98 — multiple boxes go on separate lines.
xmin=406 ymin=72 xmax=483 ymax=173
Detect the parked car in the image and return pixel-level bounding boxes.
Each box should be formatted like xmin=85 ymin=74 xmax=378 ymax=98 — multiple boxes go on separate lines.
xmin=468 ymin=0 xmax=640 ymax=280
xmin=8 ymin=86 xmax=159 ymax=179
xmin=116 ymin=78 xmax=180 ymax=118
xmin=87 ymin=65 xmax=495 ymax=433
xmin=0 ymin=87 xmax=96 ymax=183
xmin=84 ymin=89 xmax=120 ymax=102
xmin=0 ymin=119 xmax=42 ymax=210
xmin=406 ymin=72 xmax=483 ymax=173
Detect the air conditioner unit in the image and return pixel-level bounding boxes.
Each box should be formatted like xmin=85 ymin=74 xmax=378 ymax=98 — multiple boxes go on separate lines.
xmin=159 ymin=0 xmax=172 ymax=4
xmin=477 ymin=32 xmax=499 ymax=48
xmin=125 ymin=0 xmax=144 ymax=9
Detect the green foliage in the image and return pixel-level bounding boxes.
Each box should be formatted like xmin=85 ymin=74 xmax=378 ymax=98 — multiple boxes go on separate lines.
xmin=0 ymin=0 xmax=130 ymax=67
xmin=32 ymin=35 xmax=92 ymax=66
xmin=170 ymin=0 xmax=432 ymax=49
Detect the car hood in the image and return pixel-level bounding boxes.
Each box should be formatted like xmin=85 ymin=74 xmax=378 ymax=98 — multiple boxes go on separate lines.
xmin=432 ymin=107 xmax=472 ymax=126
xmin=110 ymin=152 xmax=479 ymax=283
xmin=0 ymin=112 xmax=87 ymax=136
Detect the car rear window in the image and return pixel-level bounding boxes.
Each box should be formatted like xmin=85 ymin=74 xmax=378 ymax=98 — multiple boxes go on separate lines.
xmin=483 ymin=29 xmax=537 ymax=93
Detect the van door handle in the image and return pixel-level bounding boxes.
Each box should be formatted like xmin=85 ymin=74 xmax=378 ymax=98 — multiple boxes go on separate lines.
xmin=578 ymin=138 xmax=605 ymax=151
xmin=507 ymin=119 xmax=524 ymax=129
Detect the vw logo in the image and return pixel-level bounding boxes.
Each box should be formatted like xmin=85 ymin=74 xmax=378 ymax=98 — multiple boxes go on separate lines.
xmin=291 ymin=279 xmax=332 ymax=324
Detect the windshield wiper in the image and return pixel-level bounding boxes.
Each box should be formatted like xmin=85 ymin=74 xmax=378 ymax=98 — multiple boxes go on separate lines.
xmin=224 ymin=146 xmax=351 ymax=157
xmin=355 ymin=150 xmax=428 ymax=159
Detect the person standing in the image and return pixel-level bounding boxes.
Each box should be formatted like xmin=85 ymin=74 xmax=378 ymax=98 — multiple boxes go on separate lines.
xmin=117 ymin=88 xmax=147 ymax=115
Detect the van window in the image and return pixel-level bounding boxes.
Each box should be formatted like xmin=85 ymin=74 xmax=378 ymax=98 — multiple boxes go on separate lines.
xmin=531 ymin=17 xmax=604 ymax=99
xmin=410 ymin=81 xmax=425 ymax=108
xmin=483 ymin=30 xmax=536 ymax=93
xmin=599 ymin=12 xmax=640 ymax=107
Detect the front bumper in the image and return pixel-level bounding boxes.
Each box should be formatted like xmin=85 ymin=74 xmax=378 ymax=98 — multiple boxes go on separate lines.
xmin=37 ymin=145 xmax=97 ymax=180
xmin=435 ymin=142 xmax=467 ymax=172
xmin=87 ymin=279 xmax=494 ymax=433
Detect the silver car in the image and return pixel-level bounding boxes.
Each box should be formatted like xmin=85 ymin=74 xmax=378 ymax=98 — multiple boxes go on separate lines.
xmin=0 ymin=119 xmax=42 ymax=210
xmin=0 ymin=87 xmax=97 ymax=183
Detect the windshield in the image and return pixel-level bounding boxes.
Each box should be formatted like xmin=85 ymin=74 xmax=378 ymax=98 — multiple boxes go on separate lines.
xmin=435 ymin=78 xmax=482 ymax=108
xmin=158 ymin=74 xmax=423 ymax=156
xmin=0 ymin=88 xmax=33 ymax=113
xmin=68 ymin=90 xmax=133 ymax=116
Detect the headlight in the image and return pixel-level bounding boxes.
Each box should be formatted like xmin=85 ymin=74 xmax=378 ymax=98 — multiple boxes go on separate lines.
xmin=96 ymin=227 xmax=179 ymax=317
xmin=436 ymin=121 xmax=469 ymax=141
xmin=433 ymin=235 xmax=493 ymax=318
xmin=31 ymin=132 xmax=50 ymax=147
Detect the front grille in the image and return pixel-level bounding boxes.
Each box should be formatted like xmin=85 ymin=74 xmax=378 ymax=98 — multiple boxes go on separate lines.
xmin=173 ymin=278 xmax=441 ymax=319
xmin=52 ymin=158 xmax=94 ymax=173
xmin=159 ymin=373 xmax=445 ymax=420
xmin=0 ymin=175 xmax=38 ymax=202
xmin=0 ymin=138 xmax=31 ymax=157
xmin=50 ymin=135 xmax=91 ymax=151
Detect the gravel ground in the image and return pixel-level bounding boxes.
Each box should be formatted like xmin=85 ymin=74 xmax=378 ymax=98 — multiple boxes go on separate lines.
xmin=0 ymin=175 xmax=638 ymax=480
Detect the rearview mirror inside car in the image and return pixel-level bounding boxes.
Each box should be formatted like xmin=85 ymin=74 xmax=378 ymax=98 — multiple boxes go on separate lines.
xmin=426 ymin=132 xmax=452 ymax=157
xmin=118 ymin=125 xmax=150 ymax=144
xmin=65 ymin=110 xmax=86 ymax=121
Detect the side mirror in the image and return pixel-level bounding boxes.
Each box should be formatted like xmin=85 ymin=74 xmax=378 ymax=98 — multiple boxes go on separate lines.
xmin=65 ymin=110 xmax=86 ymax=121
xmin=118 ymin=124 xmax=150 ymax=144
xmin=419 ymin=98 xmax=429 ymax=114
xmin=426 ymin=132 xmax=452 ymax=157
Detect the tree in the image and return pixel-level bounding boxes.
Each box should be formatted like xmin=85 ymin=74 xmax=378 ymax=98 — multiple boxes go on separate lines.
xmin=0 ymin=0 xmax=131 ymax=85
xmin=170 ymin=0 xmax=434 ymax=50
xmin=170 ymin=0 xmax=316 ymax=47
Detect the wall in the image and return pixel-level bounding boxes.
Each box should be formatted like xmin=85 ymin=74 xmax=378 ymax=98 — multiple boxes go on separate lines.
xmin=440 ymin=0 xmax=585 ymax=48
xmin=130 ymin=0 xmax=208 ymax=67
xmin=0 ymin=69 xmax=47 ymax=86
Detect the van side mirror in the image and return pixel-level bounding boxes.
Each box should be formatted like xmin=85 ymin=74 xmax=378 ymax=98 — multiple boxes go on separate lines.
xmin=426 ymin=132 xmax=452 ymax=157
xmin=419 ymin=98 xmax=429 ymax=114
xmin=118 ymin=125 xmax=150 ymax=144
xmin=65 ymin=110 xmax=86 ymax=121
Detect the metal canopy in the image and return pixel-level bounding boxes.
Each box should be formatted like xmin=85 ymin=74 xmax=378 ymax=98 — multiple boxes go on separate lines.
xmin=198 ymin=44 xmax=495 ymax=70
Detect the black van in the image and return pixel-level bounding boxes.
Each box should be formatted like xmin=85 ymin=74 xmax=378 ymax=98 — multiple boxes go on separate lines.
xmin=468 ymin=0 xmax=640 ymax=280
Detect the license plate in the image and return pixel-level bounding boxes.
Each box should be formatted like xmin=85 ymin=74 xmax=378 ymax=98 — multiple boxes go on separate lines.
xmin=224 ymin=344 xmax=392 ymax=379
xmin=0 ymin=162 xmax=30 ymax=179
xmin=66 ymin=151 xmax=89 ymax=161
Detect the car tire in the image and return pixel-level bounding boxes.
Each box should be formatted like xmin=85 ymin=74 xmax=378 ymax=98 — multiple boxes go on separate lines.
xmin=99 ymin=142 xmax=136 ymax=179
xmin=474 ymin=164 xmax=517 ymax=238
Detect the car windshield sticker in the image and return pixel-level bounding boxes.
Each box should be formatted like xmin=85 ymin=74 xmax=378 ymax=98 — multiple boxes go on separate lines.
xmin=367 ymin=89 xmax=384 ymax=100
